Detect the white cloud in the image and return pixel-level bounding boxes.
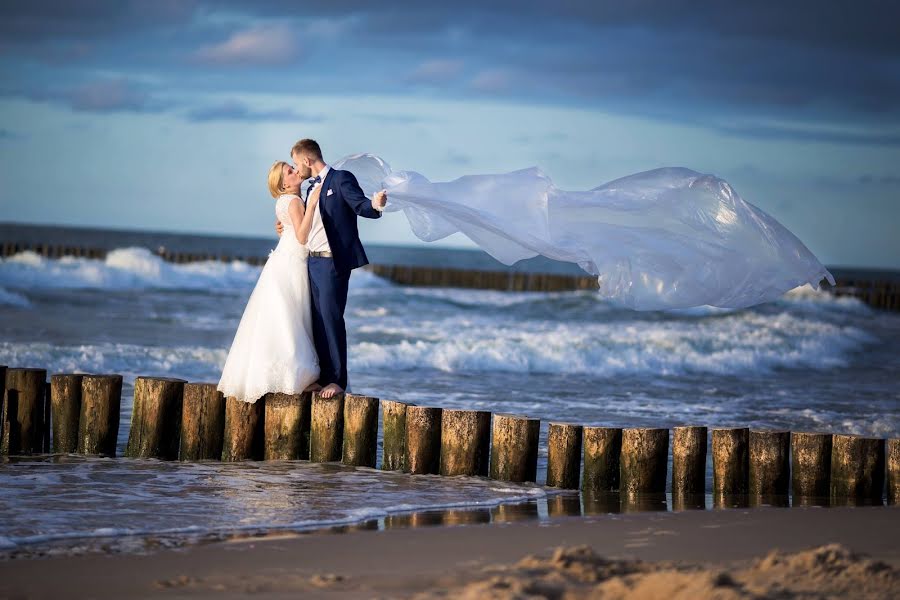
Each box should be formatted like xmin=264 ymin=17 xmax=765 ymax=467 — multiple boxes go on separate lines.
xmin=194 ymin=24 xmax=298 ymax=66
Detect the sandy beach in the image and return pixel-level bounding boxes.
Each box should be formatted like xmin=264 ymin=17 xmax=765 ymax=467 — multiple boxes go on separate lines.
xmin=1 ymin=506 xmax=897 ymax=599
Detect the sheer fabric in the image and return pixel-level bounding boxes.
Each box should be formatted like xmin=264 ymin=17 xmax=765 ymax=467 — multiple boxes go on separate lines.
xmin=335 ymin=155 xmax=834 ymax=310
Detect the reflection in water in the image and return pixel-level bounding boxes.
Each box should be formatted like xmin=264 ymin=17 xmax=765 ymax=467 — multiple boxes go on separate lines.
xmin=621 ymin=493 xmax=668 ymax=513
xmin=750 ymin=495 xmax=790 ymax=508
xmin=582 ymin=492 xmax=621 ymax=515
xmin=547 ymin=493 xmax=582 ymax=517
xmin=714 ymin=494 xmax=750 ymax=509
xmin=672 ymin=493 xmax=706 ymax=511
xmin=491 ymin=501 xmax=539 ymax=523
xmin=442 ymin=508 xmax=492 ymax=526
xmin=792 ymin=495 xmax=831 ymax=508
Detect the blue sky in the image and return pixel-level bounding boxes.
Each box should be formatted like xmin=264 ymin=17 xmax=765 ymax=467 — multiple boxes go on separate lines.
xmin=1 ymin=1 xmax=898 ymax=268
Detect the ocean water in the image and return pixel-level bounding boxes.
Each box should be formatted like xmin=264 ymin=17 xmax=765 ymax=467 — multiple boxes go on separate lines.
xmin=0 ymin=226 xmax=898 ymax=555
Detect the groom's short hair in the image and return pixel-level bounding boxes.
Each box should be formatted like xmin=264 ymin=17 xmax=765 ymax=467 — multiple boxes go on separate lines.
xmin=291 ymin=139 xmax=323 ymax=161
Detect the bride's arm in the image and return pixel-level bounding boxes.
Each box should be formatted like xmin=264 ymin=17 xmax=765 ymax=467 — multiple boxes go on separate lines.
xmin=287 ymin=195 xmax=319 ymax=245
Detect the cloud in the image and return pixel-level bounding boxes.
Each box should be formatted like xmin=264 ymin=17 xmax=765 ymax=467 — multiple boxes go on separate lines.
xmin=0 ymin=129 xmax=24 ymax=141
xmin=407 ymin=59 xmax=464 ymax=84
xmin=4 ymin=78 xmax=172 ymax=114
xmin=857 ymin=174 xmax=900 ymax=186
xmin=194 ymin=24 xmax=298 ymax=66
xmin=185 ymin=100 xmax=324 ymax=123
xmin=470 ymin=69 xmax=513 ymax=93
xmin=713 ymin=121 xmax=900 ymax=147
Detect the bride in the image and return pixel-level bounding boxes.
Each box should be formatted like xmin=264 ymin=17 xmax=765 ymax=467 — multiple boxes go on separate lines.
xmin=217 ymin=161 xmax=322 ymax=404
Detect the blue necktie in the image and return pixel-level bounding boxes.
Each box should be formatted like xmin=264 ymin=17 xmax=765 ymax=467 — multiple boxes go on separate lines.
xmin=304 ymin=175 xmax=321 ymax=204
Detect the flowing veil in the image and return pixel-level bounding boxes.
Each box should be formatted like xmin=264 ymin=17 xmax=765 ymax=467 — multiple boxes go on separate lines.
xmin=334 ymin=154 xmax=834 ymax=310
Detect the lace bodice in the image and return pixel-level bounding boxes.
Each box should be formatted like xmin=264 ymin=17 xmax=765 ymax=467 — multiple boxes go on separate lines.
xmin=275 ymin=194 xmax=300 ymax=232
xmin=274 ymin=194 xmax=308 ymax=258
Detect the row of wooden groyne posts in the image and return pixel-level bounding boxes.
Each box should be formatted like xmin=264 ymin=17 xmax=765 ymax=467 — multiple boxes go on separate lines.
xmin=2 ymin=366 xmax=898 ymax=508
xmin=3 ymin=241 xmax=898 ymax=309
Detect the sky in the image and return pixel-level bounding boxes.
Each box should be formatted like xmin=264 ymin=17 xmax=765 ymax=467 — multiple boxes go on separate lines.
xmin=0 ymin=1 xmax=898 ymax=268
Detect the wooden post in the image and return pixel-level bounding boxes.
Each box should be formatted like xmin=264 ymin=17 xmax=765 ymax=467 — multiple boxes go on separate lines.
xmin=405 ymin=406 xmax=442 ymax=475
xmin=342 ymin=394 xmax=379 ymax=467
xmin=43 ymin=381 xmax=50 ymax=453
xmin=546 ymin=423 xmax=583 ymax=489
xmin=489 ymin=414 xmax=539 ymax=482
xmin=0 ymin=365 xmax=4 ymax=444
xmin=222 ymin=396 xmax=265 ymax=461
xmin=262 ymin=392 xmax=310 ymax=461
xmin=712 ymin=427 xmax=749 ymax=500
xmin=50 ymin=373 xmax=84 ymax=454
xmin=310 ymin=392 xmax=344 ymax=462
xmin=1 ymin=368 xmax=47 ymax=455
xmin=888 ymin=438 xmax=899 ymax=506
xmin=439 ymin=409 xmax=491 ymax=477
xmin=582 ymin=426 xmax=621 ymax=494
xmin=749 ymin=430 xmax=790 ymax=502
xmin=791 ymin=432 xmax=832 ymax=503
xmin=125 ymin=377 xmax=185 ymax=460
xmin=381 ymin=400 xmax=410 ymax=471
xmin=78 ymin=374 xmax=123 ymax=456
xmin=672 ymin=426 xmax=707 ymax=496
xmin=620 ymin=428 xmax=669 ymax=495
xmin=831 ymin=434 xmax=885 ymax=503
xmin=180 ymin=383 xmax=226 ymax=461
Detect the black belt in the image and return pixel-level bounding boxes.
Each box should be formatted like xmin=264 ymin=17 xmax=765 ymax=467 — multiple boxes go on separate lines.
xmin=309 ymin=251 xmax=333 ymax=258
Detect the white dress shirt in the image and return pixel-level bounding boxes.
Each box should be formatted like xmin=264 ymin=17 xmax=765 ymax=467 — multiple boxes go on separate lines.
xmin=306 ymin=165 xmax=331 ymax=253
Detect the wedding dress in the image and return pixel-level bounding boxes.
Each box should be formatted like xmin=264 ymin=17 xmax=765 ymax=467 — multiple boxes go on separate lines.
xmin=335 ymin=155 xmax=834 ymax=310
xmin=218 ymin=194 xmax=319 ymax=403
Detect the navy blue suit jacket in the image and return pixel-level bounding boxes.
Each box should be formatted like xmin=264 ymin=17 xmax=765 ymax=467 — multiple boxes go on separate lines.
xmin=310 ymin=168 xmax=382 ymax=274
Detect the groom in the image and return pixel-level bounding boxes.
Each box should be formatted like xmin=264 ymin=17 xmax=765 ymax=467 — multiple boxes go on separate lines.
xmin=276 ymin=139 xmax=387 ymax=398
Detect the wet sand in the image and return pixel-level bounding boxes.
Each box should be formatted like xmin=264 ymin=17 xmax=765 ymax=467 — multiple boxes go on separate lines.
xmin=1 ymin=506 xmax=897 ymax=599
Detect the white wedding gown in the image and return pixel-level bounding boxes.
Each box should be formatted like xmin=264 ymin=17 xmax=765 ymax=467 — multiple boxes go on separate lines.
xmin=218 ymin=194 xmax=319 ymax=403
xmin=334 ymin=154 xmax=834 ymax=310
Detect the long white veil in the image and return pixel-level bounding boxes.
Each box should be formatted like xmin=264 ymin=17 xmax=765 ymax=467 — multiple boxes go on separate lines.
xmin=334 ymin=154 xmax=834 ymax=310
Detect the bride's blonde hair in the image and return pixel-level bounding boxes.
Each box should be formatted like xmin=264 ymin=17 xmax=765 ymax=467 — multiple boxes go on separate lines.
xmin=267 ymin=160 xmax=290 ymax=198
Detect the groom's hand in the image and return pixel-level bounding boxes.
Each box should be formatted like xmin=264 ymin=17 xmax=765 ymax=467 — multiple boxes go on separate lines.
xmin=275 ymin=220 xmax=284 ymax=237
xmin=372 ymin=189 xmax=387 ymax=212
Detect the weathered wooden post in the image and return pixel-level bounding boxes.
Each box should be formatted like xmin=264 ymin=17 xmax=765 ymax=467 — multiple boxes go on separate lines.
xmin=222 ymin=396 xmax=265 ymax=461
xmin=262 ymin=392 xmax=310 ymax=460
xmin=582 ymin=426 xmax=621 ymax=494
xmin=831 ymin=434 xmax=885 ymax=504
xmin=1 ymin=368 xmax=48 ymax=455
xmin=381 ymin=400 xmax=411 ymax=471
xmin=78 ymin=374 xmax=123 ymax=456
xmin=749 ymin=429 xmax=790 ymax=504
xmin=672 ymin=425 xmax=706 ymax=496
xmin=405 ymin=406 xmax=442 ymax=475
xmin=342 ymin=394 xmax=379 ymax=467
xmin=489 ymin=414 xmax=539 ymax=482
xmin=888 ymin=438 xmax=899 ymax=506
xmin=620 ymin=427 xmax=669 ymax=495
xmin=439 ymin=409 xmax=491 ymax=477
xmin=546 ymin=423 xmax=583 ymax=489
xmin=791 ymin=431 xmax=832 ymax=504
xmin=712 ymin=427 xmax=749 ymax=504
xmin=43 ymin=381 xmax=50 ymax=453
xmin=180 ymin=383 xmax=226 ymax=461
xmin=50 ymin=373 xmax=84 ymax=453
xmin=125 ymin=377 xmax=185 ymax=459
xmin=310 ymin=392 xmax=344 ymax=462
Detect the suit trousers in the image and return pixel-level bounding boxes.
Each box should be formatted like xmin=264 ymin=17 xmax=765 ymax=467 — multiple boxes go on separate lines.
xmin=307 ymin=256 xmax=351 ymax=390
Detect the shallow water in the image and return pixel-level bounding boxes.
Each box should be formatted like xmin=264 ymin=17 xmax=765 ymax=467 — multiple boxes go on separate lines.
xmin=0 ymin=238 xmax=898 ymax=555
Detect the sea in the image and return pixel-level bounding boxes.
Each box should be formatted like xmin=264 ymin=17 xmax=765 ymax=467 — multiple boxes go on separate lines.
xmin=0 ymin=223 xmax=898 ymax=557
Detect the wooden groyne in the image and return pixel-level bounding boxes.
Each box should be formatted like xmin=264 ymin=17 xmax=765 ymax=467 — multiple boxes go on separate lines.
xmin=1 ymin=366 xmax=897 ymax=508
xmin=2 ymin=242 xmax=897 ymax=309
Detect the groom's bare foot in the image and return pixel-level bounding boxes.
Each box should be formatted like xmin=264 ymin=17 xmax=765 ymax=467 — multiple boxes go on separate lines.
xmin=319 ymin=383 xmax=344 ymax=398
